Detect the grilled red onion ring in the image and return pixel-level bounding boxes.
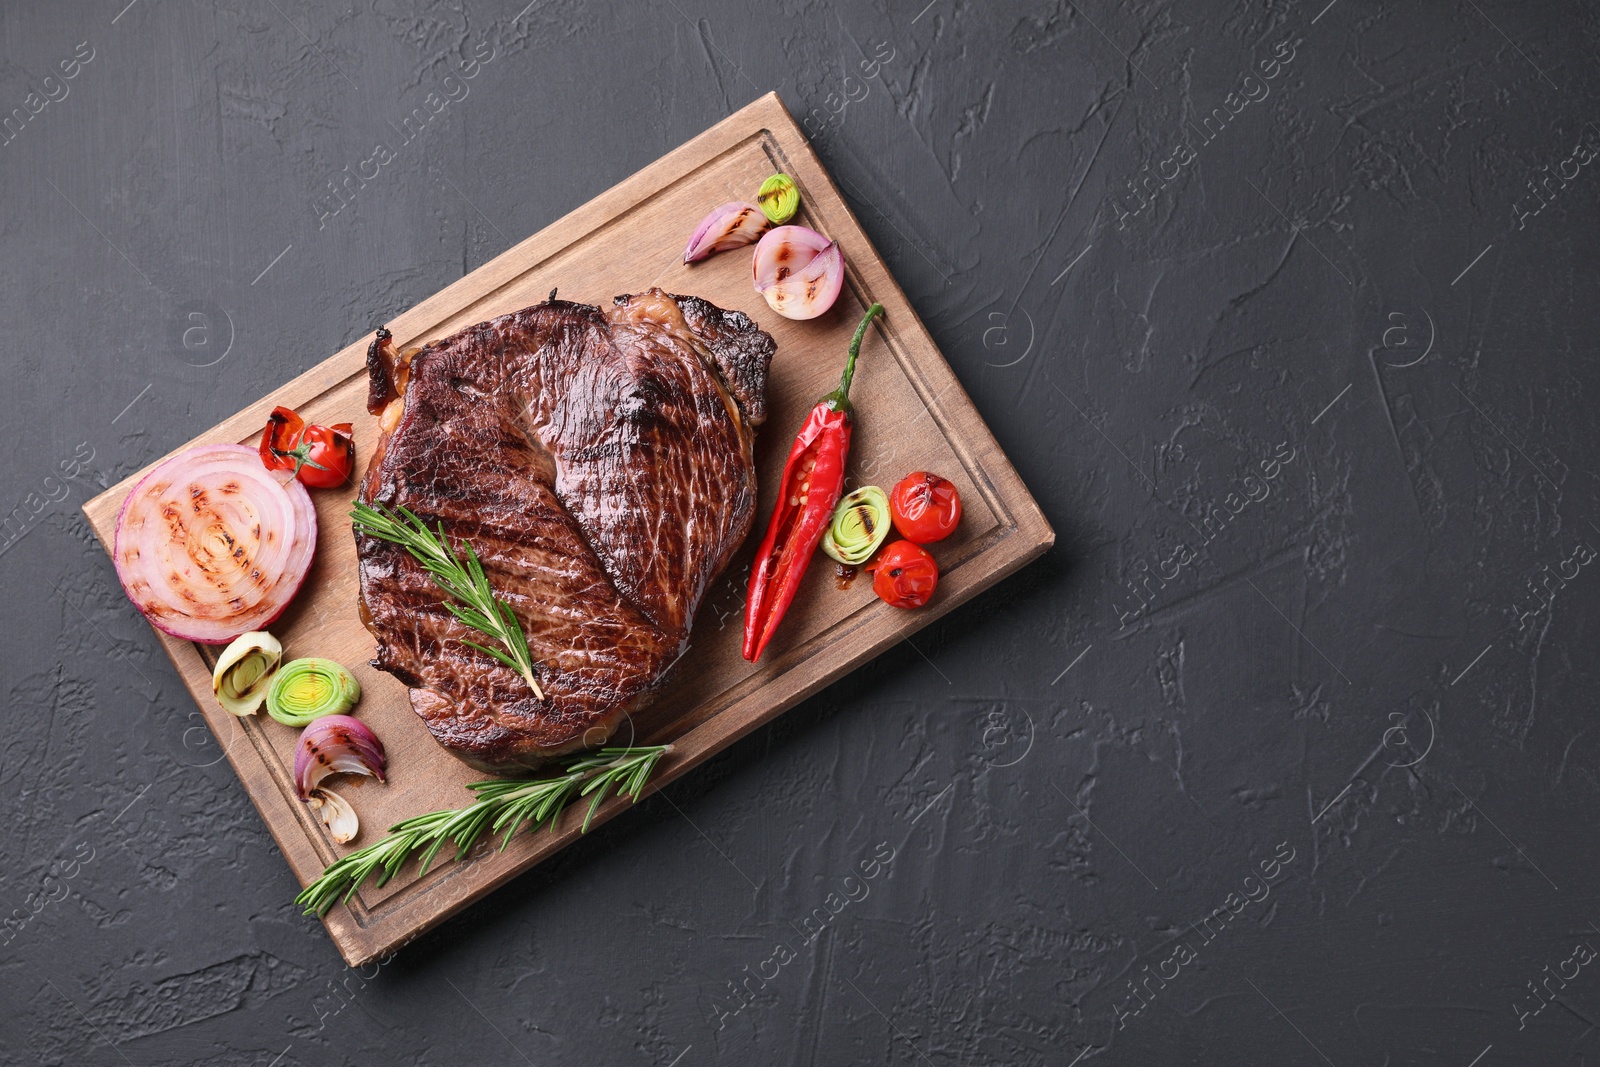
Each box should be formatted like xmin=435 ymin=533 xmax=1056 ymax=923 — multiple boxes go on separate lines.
xmin=113 ymin=444 xmax=316 ymax=644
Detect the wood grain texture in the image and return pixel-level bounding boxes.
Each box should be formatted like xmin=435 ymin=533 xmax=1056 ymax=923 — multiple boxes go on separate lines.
xmin=81 ymin=93 xmax=1051 ymax=967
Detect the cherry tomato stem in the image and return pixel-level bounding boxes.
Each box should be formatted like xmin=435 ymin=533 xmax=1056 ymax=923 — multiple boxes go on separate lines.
xmin=259 ymin=406 xmax=355 ymax=488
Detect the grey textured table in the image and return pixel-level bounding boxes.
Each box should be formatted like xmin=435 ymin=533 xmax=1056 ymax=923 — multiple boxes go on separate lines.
xmin=4 ymin=1 xmax=1596 ymax=1064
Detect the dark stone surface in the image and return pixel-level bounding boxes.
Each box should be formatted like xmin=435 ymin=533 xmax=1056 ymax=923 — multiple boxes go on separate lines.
xmin=3 ymin=0 xmax=1597 ymax=1063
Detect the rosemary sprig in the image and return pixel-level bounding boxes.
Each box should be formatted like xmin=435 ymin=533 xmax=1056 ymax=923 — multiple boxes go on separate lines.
xmin=351 ymin=500 xmax=544 ymax=699
xmin=295 ymin=745 xmax=671 ymax=917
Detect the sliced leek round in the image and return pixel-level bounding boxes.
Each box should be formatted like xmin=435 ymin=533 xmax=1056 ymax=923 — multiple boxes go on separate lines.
xmin=266 ymin=657 xmax=361 ymax=727
xmin=821 ymin=486 xmax=892 ymax=565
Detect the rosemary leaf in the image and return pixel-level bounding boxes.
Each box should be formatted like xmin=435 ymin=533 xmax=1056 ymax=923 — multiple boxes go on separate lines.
xmin=295 ymin=746 xmax=671 ymax=917
xmin=351 ymin=500 xmax=546 ymax=699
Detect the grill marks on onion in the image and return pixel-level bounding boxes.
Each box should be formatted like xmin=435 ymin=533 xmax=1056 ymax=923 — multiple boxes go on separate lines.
xmin=752 ymin=226 xmax=845 ymax=320
xmin=113 ymin=444 xmax=316 ymax=643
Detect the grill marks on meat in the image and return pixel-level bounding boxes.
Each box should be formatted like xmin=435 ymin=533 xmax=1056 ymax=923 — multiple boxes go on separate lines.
xmin=357 ymin=290 xmax=773 ymax=772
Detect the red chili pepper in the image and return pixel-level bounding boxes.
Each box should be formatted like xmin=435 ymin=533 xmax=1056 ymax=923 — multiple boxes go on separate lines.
xmin=743 ymin=303 xmax=885 ymax=662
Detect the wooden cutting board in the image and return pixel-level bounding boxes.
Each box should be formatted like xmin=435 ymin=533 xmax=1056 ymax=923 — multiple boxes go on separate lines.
xmin=82 ymin=92 xmax=1052 ymax=966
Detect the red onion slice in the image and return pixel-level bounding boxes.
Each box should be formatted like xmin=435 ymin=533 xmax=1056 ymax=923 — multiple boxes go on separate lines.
xmin=752 ymin=225 xmax=845 ymax=320
xmin=113 ymin=443 xmax=316 ymax=644
xmin=294 ymin=714 xmax=387 ymax=800
xmin=683 ymin=201 xmax=771 ymax=263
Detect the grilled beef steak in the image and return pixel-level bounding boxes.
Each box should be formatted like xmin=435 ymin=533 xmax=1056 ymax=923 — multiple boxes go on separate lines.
xmin=357 ymin=290 xmax=774 ymax=772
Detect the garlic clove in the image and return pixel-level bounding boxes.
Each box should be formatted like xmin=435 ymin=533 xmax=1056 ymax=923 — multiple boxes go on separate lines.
xmin=307 ymin=788 xmax=359 ymax=845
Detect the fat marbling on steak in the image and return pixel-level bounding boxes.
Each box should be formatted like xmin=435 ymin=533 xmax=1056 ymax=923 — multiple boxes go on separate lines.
xmin=357 ymin=289 xmax=774 ymax=772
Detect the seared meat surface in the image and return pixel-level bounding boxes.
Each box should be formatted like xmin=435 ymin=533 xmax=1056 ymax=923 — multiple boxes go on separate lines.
xmin=357 ymin=290 xmax=773 ymax=772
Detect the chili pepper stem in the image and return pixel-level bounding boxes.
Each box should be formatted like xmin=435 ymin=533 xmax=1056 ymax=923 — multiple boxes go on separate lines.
xmin=823 ymin=303 xmax=885 ymax=412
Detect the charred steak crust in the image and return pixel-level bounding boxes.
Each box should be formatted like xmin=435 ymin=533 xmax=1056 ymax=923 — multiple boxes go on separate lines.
xmin=364 ymin=326 xmax=394 ymax=415
xmin=356 ymin=290 xmax=774 ymax=773
xmin=620 ymin=294 xmax=772 ymax=427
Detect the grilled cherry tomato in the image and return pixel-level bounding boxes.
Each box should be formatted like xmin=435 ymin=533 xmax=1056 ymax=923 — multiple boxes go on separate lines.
xmin=871 ymin=540 xmax=938 ymax=609
xmin=259 ymin=406 xmax=355 ymax=488
xmin=889 ymin=472 xmax=962 ymax=544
